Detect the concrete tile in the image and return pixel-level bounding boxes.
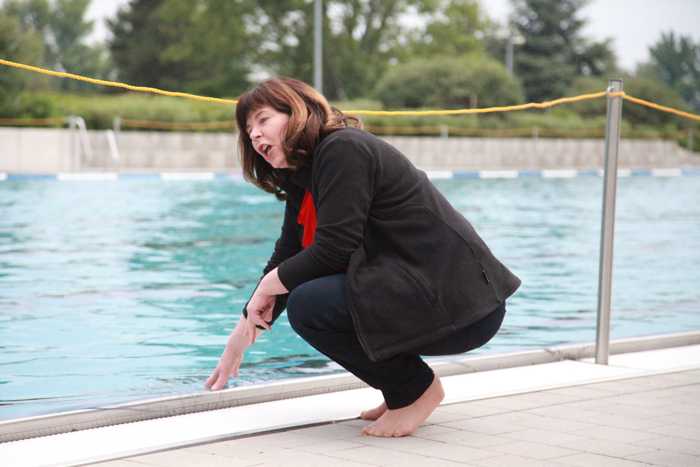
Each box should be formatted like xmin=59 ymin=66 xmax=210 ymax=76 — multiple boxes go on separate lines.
xmin=91 ymin=461 xmax=146 ymax=467
xmin=440 ymin=417 xmax=529 ymax=435
xmin=445 ymin=400 xmax=512 ymax=417
xmin=556 ymin=438 xmax=652 ymax=458
xmin=570 ymin=425 xmax=658 ymax=444
xmin=544 ymin=385 xmax=620 ymax=399
xmin=425 ymin=406 xmax=475 ymax=424
xmin=355 ymin=435 xmax=499 ymax=463
xmin=415 ymin=430 xmax=512 ymax=448
xmin=327 ymin=445 xmax=465 ymax=466
xmin=501 ymin=428 xmax=589 ymax=446
xmin=583 ymin=412 xmax=668 ymax=431
xmin=185 ymin=438 xmax=294 ymax=461
xmin=255 ymin=450 xmax=376 ymax=467
xmin=526 ymin=406 xmax=603 ymax=423
xmin=472 ymin=454 xmax=573 ymax=467
xmin=627 ymin=449 xmax=700 ymax=467
xmin=293 ymin=438 xmax=367 ymax=455
xmin=295 ymin=422 xmax=364 ymax=440
xmin=646 ymin=424 xmax=700 ymax=441
xmin=646 ymin=413 xmax=700 ymax=430
xmin=630 ymin=434 xmax=700 ymax=456
xmin=127 ymin=449 xmax=254 ymax=467
xmin=556 ymin=452 xmax=651 ymax=467
xmin=489 ymin=440 xmax=579 ymax=460
xmin=496 ymin=413 xmax=598 ymax=432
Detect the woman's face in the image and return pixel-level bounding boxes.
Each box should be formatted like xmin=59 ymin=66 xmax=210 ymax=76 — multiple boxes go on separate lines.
xmin=245 ymin=106 xmax=290 ymax=169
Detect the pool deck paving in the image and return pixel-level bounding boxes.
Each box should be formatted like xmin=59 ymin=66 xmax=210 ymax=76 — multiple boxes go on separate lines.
xmin=3 ymin=344 xmax=700 ymax=467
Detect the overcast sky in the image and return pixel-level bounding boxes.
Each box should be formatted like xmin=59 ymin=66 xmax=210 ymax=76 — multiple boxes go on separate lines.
xmin=87 ymin=0 xmax=700 ymax=72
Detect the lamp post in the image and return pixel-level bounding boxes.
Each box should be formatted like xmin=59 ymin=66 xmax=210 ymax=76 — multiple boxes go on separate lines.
xmin=314 ymin=0 xmax=323 ymax=93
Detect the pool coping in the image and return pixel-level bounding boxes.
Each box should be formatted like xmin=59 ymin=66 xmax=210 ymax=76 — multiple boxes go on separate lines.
xmin=2 ymin=330 xmax=699 ymax=444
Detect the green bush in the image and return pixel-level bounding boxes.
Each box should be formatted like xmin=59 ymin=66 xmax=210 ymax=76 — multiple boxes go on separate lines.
xmin=373 ymin=54 xmax=524 ymax=110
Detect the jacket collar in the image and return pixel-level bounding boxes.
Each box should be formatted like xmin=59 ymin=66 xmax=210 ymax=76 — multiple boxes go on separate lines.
xmin=287 ymin=163 xmax=311 ymax=190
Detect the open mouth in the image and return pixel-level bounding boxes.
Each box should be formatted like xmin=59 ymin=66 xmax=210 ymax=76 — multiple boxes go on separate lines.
xmin=259 ymin=144 xmax=272 ymax=156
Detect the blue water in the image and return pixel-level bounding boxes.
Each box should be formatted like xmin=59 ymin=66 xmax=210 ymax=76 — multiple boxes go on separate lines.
xmin=1 ymin=175 xmax=699 ymax=420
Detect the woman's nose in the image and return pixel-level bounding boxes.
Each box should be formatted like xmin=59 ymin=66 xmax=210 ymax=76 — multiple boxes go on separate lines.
xmin=249 ymin=126 xmax=261 ymax=139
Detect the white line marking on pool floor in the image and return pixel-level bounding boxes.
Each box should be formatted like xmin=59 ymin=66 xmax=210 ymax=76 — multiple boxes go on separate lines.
xmin=57 ymin=173 xmax=119 ymax=181
xmin=479 ymin=170 xmax=518 ymax=179
xmin=161 ymin=172 xmax=215 ymax=181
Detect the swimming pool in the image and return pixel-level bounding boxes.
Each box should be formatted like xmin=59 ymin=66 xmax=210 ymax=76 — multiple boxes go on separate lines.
xmin=1 ymin=174 xmax=699 ymax=420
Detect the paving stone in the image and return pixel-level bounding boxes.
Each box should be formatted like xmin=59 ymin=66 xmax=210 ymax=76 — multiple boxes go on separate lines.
xmin=471 ymin=454 xmax=573 ymax=467
xmin=91 ymin=461 xmax=145 ymax=467
xmin=570 ymin=425 xmax=658 ymax=444
xmin=293 ymin=438 xmax=367 ymax=455
xmin=501 ymin=428 xmax=589 ymax=446
xmin=646 ymin=424 xmax=700 ymax=441
xmin=626 ymin=449 xmax=700 ymax=467
xmin=556 ymin=437 xmax=653 ymax=458
xmin=415 ymin=430 xmax=513 ymax=448
xmin=488 ymin=440 xmax=579 ymax=460
xmin=556 ymin=452 xmax=651 ymax=467
xmin=355 ymin=434 xmax=499 ymax=463
xmin=326 ymin=445 xmax=466 ymax=466
xmin=127 ymin=449 xmax=256 ymax=467
xmin=440 ymin=416 xmax=529 ymax=435
xmin=630 ymin=434 xmax=700 ymax=457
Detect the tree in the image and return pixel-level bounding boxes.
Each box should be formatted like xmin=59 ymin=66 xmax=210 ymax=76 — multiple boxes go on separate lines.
xmin=374 ymin=54 xmax=523 ymax=109
xmin=645 ymin=32 xmax=700 ymax=112
xmin=0 ymin=11 xmax=45 ymax=115
xmin=108 ymin=0 xmax=252 ymax=96
xmin=510 ymin=0 xmax=616 ymax=102
xmin=402 ymin=0 xmax=489 ymax=59
xmin=2 ymin=0 xmax=110 ymax=91
xmin=247 ymin=0 xmax=427 ymax=101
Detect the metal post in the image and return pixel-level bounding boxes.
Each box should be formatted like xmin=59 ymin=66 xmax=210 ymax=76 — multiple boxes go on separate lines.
xmin=313 ymin=0 xmax=323 ymax=93
xmin=595 ymin=79 xmax=623 ymax=365
xmin=689 ymin=128 xmax=694 ymax=152
xmin=505 ymin=34 xmax=514 ymax=75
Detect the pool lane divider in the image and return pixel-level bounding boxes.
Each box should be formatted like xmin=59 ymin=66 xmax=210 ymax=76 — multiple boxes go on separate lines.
xmin=1 ymin=168 xmax=699 ymax=182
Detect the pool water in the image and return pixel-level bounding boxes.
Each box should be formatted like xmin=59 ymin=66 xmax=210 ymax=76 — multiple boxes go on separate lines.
xmin=1 ymin=175 xmax=699 ymax=420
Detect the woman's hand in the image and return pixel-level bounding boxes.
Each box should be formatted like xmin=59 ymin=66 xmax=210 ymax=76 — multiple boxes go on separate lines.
xmin=205 ymin=322 xmax=252 ymax=390
xmin=205 ymin=292 xmax=275 ymax=391
xmin=245 ymin=291 xmax=275 ymax=337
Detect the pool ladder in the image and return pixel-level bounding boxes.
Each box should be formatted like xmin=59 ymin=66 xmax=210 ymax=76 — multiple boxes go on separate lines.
xmin=67 ymin=116 xmax=120 ymax=169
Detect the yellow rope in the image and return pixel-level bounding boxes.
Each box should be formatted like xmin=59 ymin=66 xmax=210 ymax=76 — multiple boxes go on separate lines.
xmin=2 ymin=57 xmax=700 ymax=122
xmin=622 ymin=94 xmax=700 ymax=123
xmin=0 ymin=117 xmax=66 ymax=126
xmin=121 ymin=118 xmax=234 ymax=130
xmin=0 ymin=58 xmax=238 ymax=106
xmin=347 ymin=91 xmax=609 ymax=115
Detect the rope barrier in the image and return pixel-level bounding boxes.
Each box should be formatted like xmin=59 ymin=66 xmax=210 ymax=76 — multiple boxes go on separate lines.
xmin=622 ymin=94 xmax=700 ymax=123
xmin=0 ymin=58 xmax=237 ymax=106
xmin=120 ymin=119 xmax=234 ymax=130
xmin=0 ymin=117 xmax=66 ymax=126
xmin=1 ymin=57 xmax=699 ymax=122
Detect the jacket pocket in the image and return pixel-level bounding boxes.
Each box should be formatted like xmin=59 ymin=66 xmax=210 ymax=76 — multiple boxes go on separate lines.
xmin=348 ymin=254 xmax=450 ymax=352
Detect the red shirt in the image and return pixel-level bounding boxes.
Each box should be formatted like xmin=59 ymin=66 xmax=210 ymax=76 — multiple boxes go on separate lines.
xmin=296 ymin=189 xmax=317 ymax=248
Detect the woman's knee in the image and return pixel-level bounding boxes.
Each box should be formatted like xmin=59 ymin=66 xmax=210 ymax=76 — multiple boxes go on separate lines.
xmin=286 ymin=282 xmax=316 ymax=333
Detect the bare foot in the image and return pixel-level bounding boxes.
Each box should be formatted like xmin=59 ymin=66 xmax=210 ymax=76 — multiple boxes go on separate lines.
xmin=362 ymin=375 xmax=444 ymax=437
xmin=360 ymin=401 xmax=387 ymax=421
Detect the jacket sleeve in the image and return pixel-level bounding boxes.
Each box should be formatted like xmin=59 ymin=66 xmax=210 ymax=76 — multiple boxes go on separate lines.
xmin=276 ymin=135 xmax=375 ymax=291
xmin=241 ymin=193 xmax=302 ymax=327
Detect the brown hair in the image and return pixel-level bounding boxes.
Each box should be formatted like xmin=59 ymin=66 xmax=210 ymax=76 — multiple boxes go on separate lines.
xmin=235 ymin=77 xmax=361 ymax=200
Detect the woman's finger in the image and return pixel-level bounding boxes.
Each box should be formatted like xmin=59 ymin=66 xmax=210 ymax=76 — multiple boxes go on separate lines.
xmin=205 ymin=366 xmax=220 ymax=389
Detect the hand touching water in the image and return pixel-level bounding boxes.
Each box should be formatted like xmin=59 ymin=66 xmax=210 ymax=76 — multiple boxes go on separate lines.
xmin=205 ymin=292 xmax=275 ymax=390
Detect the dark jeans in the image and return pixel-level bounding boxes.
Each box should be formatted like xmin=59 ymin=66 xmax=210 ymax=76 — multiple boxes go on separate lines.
xmin=286 ymin=273 xmax=507 ymax=409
